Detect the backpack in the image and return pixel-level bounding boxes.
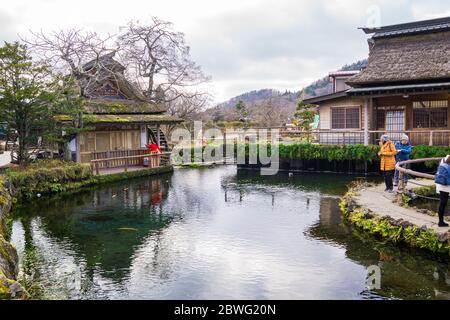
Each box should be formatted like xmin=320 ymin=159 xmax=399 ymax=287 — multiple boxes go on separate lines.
xmin=435 ymin=164 xmax=449 ymax=186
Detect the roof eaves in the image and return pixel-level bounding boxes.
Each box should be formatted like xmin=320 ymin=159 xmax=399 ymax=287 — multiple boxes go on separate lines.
xmin=360 ymin=16 xmax=450 ymax=38
xmin=303 ymin=90 xmax=349 ymax=105
xmin=347 ymin=81 xmax=450 ymax=96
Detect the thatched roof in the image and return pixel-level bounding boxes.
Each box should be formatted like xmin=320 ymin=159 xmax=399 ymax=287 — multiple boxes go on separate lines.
xmin=81 ymin=53 xmax=150 ymax=102
xmin=361 ymin=16 xmax=450 ymax=39
xmin=84 ymin=98 xmax=166 ymax=114
xmin=77 ymin=52 xmax=175 ymax=118
xmin=348 ymin=24 xmax=450 ymax=86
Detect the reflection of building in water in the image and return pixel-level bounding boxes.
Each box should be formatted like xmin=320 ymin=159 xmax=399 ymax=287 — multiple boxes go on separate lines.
xmin=16 ymin=175 xmax=175 ymax=286
xmin=91 ymin=177 xmax=169 ymax=210
xmin=308 ymin=197 xmax=450 ymax=300
xmin=318 ymin=197 xmax=342 ymax=226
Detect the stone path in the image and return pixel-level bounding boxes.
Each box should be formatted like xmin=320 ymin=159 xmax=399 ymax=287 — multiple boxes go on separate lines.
xmin=353 ymin=180 xmax=449 ymax=235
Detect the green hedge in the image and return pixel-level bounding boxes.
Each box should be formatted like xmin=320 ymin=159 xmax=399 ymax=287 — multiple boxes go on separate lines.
xmin=277 ymin=143 xmax=450 ymax=162
xmin=278 ymin=144 xmax=380 ymax=162
xmin=172 ymin=143 xmax=450 ymax=164
xmin=5 ymin=160 xmax=174 ymax=200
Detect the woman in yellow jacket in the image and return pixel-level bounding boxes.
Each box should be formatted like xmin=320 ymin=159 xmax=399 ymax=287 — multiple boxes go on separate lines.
xmin=378 ymin=134 xmax=398 ymax=193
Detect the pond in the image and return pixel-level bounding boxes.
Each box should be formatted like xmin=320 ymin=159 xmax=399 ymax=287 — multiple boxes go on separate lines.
xmin=10 ymin=166 xmax=450 ymax=300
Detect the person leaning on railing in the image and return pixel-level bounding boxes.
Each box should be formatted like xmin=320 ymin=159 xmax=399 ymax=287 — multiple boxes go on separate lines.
xmin=434 ymin=155 xmax=450 ymax=227
xmin=378 ymin=134 xmax=398 ymax=193
xmin=145 ymin=143 xmax=162 ymax=167
xmin=394 ymin=134 xmax=412 ymax=187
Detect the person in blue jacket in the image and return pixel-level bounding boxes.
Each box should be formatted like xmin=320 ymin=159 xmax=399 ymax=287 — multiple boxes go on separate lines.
xmin=435 ymin=155 xmax=450 ymax=227
xmin=394 ymin=134 xmax=412 ymax=187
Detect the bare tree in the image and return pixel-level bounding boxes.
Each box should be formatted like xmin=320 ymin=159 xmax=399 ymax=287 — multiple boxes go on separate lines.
xmin=254 ymin=97 xmax=290 ymax=127
xmin=117 ymin=17 xmax=210 ymax=105
xmin=167 ymin=94 xmax=210 ymax=120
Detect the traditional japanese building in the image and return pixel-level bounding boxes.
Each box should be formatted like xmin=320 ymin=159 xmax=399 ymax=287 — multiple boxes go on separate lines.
xmin=66 ymin=53 xmax=182 ymax=164
xmin=305 ymin=16 xmax=450 ymax=146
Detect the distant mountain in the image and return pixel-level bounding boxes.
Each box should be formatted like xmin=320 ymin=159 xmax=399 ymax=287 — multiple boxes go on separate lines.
xmin=200 ymin=59 xmax=368 ymax=123
xmin=199 ymin=89 xmax=299 ymax=124
xmin=216 ymin=89 xmax=299 ymax=111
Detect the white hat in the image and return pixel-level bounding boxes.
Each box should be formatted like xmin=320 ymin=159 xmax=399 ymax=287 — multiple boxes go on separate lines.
xmin=401 ymin=134 xmax=409 ymax=142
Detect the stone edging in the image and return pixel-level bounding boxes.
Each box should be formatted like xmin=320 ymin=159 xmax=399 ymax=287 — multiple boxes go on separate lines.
xmin=340 ymin=186 xmax=450 ymax=256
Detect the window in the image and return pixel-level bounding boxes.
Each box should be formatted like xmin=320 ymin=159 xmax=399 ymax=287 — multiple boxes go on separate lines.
xmin=376 ymin=109 xmax=385 ymax=129
xmin=95 ymin=132 xmax=111 ymax=151
xmin=375 ymin=106 xmax=405 ymax=130
xmin=413 ymin=100 xmax=448 ymax=128
xmin=331 ymin=107 xmax=360 ymax=129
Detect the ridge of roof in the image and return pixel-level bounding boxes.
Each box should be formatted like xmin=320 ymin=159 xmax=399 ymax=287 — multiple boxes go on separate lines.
xmin=360 ymin=16 xmax=450 ymax=39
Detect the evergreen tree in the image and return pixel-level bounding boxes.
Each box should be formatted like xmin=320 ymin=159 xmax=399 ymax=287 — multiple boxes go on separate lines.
xmin=0 ymin=42 xmax=82 ymax=163
xmin=235 ymin=100 xmax=249 ymax=121
xmin=294 ymin=94 xmax=317 ymax=131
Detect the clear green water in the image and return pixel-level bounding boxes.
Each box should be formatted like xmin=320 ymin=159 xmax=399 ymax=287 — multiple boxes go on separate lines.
xmin=10 ymin=166 xmax=450 ymax=300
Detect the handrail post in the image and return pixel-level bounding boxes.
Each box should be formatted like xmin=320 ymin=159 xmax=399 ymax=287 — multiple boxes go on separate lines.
xmin=398 ymin=170 xmax=405 ymax=192
xmin=429 ymin=131 xmax=434 ymax=146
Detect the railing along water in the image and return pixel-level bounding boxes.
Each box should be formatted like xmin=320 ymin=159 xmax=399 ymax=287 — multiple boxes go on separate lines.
xmin=395 ymin=157 xmax=441 ymax=191
xmin=90 ymin=151 xmax=171 ymax=175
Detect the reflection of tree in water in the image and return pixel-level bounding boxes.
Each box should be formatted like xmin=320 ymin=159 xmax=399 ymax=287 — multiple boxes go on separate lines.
xmin=13 ymin=174 xmax=177 ymax=286
xmin=19 ymin=217 xmax=46 ymax=298
xmin=307 ymin=197 xmax=450 ymax=300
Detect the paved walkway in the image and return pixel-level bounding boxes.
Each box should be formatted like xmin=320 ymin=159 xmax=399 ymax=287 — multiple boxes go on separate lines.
xmin=353 ymin=180 xmax=449 ymax=234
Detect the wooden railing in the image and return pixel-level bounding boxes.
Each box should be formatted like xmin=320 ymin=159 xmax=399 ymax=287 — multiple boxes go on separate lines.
xmin=395 ymin=158 xmax=441 ymax=191
xmin=90 ymin=151 xmax=171 ymax=175
xmin=279 ymin=130 xmax=450 ymax=146
xmin=181 ymin=128 xmax=450 ymax=146
xmin=91 ymin=149 xmax=149 ymax=161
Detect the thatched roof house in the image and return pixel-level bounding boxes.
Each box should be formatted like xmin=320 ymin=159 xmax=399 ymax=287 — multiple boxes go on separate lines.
xmin=347 ymin=17 xmax=450 ymax=87
xmin=67 ymin=53 xmax=182 ymax=163
xmin=304 ymin=16 xmax=450 ymax=146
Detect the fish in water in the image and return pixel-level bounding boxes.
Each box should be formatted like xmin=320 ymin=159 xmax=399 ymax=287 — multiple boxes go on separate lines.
xmin=117 ymin=227 xmax=138 ymax=232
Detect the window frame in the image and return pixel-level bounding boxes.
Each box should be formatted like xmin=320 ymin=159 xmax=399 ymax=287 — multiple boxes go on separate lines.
xmin=330 ymin=106 xmax=361 ymax=130
xmin=412 ymin=100 xmax=448 ymax=129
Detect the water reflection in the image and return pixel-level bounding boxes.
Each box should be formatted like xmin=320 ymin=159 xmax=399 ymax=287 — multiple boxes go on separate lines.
xmin=307 ymin=197 xmax=450 ymax=300
xmin=10 ymin=166 xmax=450 ymax=300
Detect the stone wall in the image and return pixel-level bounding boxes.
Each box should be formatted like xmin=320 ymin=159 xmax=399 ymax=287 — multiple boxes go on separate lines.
xmin=0 ymin=178 xmax=27 ymax=299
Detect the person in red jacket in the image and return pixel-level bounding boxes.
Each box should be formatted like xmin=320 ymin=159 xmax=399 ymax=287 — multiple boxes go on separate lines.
xmin=145 ymin=143 xmax=161 ymax=154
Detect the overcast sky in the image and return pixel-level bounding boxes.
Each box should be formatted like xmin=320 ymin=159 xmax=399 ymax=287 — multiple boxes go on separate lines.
xmin=1 ymin=0 xmax=449 ymax=103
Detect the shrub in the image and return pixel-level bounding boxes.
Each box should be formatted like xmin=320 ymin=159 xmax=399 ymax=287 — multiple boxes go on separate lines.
xmin=6 ymin=160 xmax=93 ymax=198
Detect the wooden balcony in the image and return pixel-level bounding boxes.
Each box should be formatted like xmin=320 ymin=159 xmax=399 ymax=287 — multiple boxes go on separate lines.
xmin=278 ymin=129 xmax=450 ymax=146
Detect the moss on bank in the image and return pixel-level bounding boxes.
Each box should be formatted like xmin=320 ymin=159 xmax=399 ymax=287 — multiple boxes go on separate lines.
xmin=6 ymin=160 xmax=173 ymax=200
xmin=0 ymin=176 xmax=28 ymax=299
xmin=340 ymin=188 xmax=450 ymax=256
